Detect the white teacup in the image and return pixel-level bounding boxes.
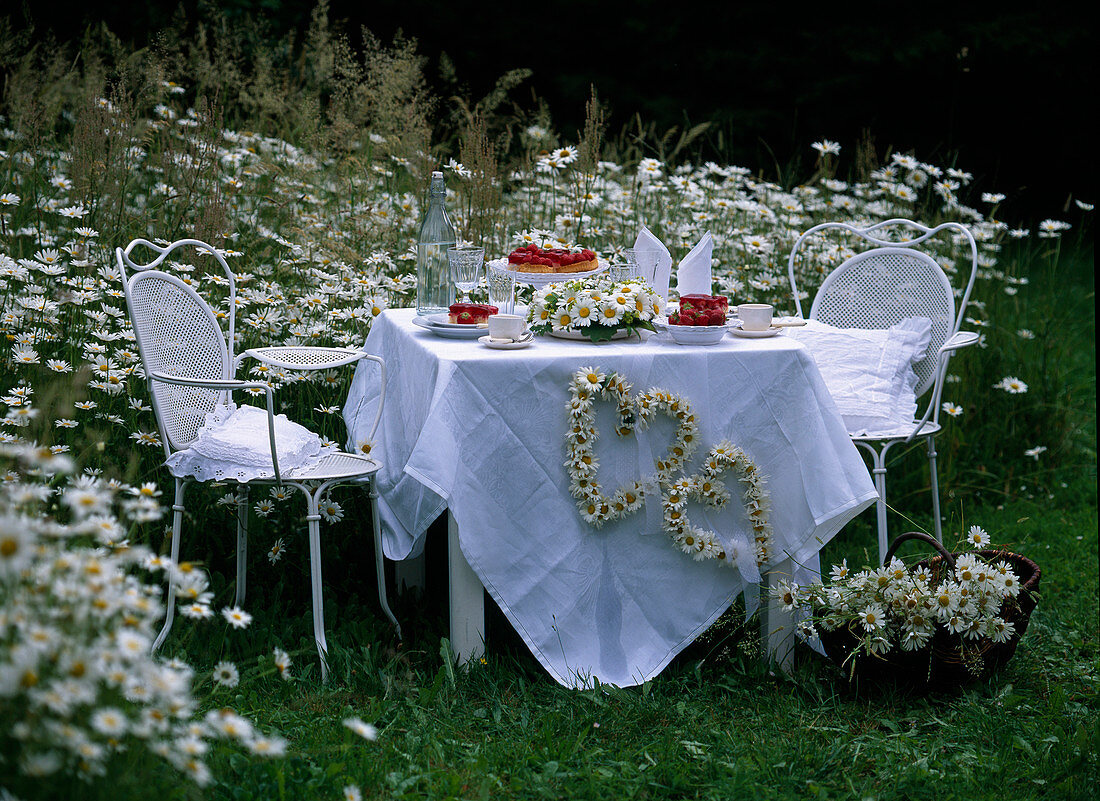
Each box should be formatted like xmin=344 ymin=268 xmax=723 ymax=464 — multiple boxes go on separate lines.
xmin=487 ymin=313 xmax=527 ymax=341
xmin=737 ymin=303 xmax=774 ymax=331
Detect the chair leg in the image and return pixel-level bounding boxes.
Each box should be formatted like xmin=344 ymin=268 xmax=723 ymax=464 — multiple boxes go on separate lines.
xmin=235 ymin=486 xmax=249 ymax=608
xmin=152 ymin=478 xmax=187 ymax=653
xmin=873 ymin=457 xmax=889 ymax=565
xmin=927 ymin=435 xmax=944 ymax=544
xmin=856 ymin=441 xmax=891 ymax=565
xmin=370 ymin=477 xmax=402 ymax=639
xmin=303 ymin=487 xmax=330 ymax=683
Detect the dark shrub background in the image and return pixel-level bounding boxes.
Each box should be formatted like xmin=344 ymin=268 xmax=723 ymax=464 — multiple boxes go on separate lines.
xmin=13 ymin=0 xmax=1094 ymax=220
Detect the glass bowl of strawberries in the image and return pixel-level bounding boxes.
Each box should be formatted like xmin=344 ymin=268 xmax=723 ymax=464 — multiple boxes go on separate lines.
xmin=666 ymin=294 xmax=730 ymax=345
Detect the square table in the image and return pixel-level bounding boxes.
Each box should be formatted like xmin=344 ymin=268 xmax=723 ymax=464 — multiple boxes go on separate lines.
xmin=344 ymin=309 xmax=876 ymax=688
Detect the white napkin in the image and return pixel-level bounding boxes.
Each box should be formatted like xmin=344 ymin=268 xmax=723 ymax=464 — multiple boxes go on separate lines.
xmin=632 ymin=226 xmax=673 ymax=301
xmin=674 ymin=231 xmax=713 ymax=297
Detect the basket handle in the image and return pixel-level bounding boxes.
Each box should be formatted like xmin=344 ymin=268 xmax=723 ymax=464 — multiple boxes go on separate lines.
xmin=882 ymin=531 xmax=956 ymax=570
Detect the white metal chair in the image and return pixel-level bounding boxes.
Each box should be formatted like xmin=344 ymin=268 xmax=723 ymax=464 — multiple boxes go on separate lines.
xmin=787 ymin=219 xmax=981 ymax=561
xmin=117 ymin=238 xmax=400 ymax=682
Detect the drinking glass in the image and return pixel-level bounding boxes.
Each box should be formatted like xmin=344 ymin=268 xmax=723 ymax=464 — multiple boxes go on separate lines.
xmin=624 ymin=248 xmax=661 ymax=285
xmin=487 ymin=262 xmax=516 ymax=315
xmin=448 ymin=246 xmax=484 ymax=302
xmin=608 ymin=261 xmax=638 ymax=282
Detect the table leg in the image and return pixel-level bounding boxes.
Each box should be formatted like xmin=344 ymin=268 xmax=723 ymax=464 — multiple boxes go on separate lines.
xmin=763 ymin=557 xmax=795 ymax=672
xmin=394 ymin=553 xmax=426 ymax=591
xmin=447 ymin=510 xmax=485 ymax=664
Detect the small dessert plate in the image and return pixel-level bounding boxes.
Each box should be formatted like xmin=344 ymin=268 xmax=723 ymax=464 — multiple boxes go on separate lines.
xmin=730 ymin=324 xmax=781 ymax=339
xmin=479 ymin=334 xmax=534 ymax=350
xmin=667 ymin=323 xmax=729 ymax=345
xmin=410 ymin=316 xmax=485 ymax=339
xmin=424 ymin=312 xmax=488 ymax=329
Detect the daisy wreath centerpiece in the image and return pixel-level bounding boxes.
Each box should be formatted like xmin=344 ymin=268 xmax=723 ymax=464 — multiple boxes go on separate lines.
xmin=527 ymin=275 xmax=664 ymax=343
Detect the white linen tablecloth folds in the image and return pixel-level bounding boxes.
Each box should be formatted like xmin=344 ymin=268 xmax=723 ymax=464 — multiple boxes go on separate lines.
xmin=344 ymin=309 xmax=876 ymax=688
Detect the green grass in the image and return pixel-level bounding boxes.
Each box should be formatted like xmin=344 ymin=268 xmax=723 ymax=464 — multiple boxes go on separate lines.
xmin=74 ymin=472 xmax=1090 ymax=801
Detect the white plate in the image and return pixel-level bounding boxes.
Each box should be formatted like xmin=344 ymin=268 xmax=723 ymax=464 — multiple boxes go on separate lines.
xmin=423 ymin=312 xmax=498 ymax=329
xmin=730 ymin=325 xmax=781 ymax=339
xmin=479 ymin=335 xmax=534 ymax=350
xmin=667 ymin=323 xmax=729 ymax=345
xmin=410 ymin=315 xmax=486 ymax=339
xmin=548 ymin=328 xmax=635 ymax=342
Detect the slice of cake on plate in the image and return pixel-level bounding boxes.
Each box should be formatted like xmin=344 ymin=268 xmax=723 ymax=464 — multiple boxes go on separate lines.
xmin=448 ymin=303 xmax=498 ymax=324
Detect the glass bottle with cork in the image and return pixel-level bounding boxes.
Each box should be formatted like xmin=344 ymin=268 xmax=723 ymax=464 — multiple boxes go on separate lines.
xmin=416 ymin=170 xmax=456 ymax=316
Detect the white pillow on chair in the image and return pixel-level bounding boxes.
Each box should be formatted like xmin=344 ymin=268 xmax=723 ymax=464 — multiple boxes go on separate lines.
xmin=166 ymin=404 xmax=325 ymax=481
xmin=785 ymin=318 xmax=932 ymax=437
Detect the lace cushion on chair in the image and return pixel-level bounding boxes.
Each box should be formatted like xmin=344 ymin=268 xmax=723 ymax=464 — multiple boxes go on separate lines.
xmin=786 ymin=318 xmax=932 ymax=437
xmin=165 ymin=403 xmax=325 ymax=481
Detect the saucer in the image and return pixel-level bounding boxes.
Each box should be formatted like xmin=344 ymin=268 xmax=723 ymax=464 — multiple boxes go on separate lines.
xmin=731 ymin=325 xmax=781 ymax=339
xmin=479 ymin=334 xmax=533 ymax=350
xmin=410 ymin=315 xmax=486 ymax=339
xmin=667 ymin=323 xmax=729 ymax=346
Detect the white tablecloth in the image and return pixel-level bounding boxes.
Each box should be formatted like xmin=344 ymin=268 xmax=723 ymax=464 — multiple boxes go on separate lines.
xmin=344 ymin=309 xmax=876 ymax=688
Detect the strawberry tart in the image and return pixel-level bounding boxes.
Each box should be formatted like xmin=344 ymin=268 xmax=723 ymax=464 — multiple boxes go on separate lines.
xmin=669 ymin=294 xmax=728 ymax=326
xmin=507 ymin=244 xmax=599 ymax=274
xmin=448 ymin=302 xmax=498 ymax=324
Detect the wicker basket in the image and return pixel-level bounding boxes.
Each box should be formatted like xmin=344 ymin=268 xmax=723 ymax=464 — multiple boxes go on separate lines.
xmin=818 ymin=531 xmax=1041 ymax=690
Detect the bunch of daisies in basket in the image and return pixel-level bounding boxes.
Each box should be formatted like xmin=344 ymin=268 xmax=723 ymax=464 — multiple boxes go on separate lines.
xmin=773 ymin=527 xmax=1024 ymax=659
xmin=527 ymin=275 xmax=665 ymax=342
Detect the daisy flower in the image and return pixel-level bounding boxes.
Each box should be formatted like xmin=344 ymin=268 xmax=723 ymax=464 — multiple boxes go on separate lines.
xmin=248 ymin=736 xmax=287 ymax=757
xmin=319 ymin=499 xmax=344 ymax=522
xmin=941 ymin=402 xmax=963 ymax=417
xmin=213 ymin=661 xmax=240 ymax=688
xmin=597 ymin=300 xmax=624 ymax=325
xmin=221 ymin=606 xmax=253 ymax=629
xmin=988 ymin=617 xmax=1016 ymax=643
xmin=552 ymin=308 xmax=575 ymax=331
xmin=180 ymin=602 xmax=213 ymax=620
xmin=574 ymin=367 xmax=605 ymax=390
xmin=343 ymin=717 xmax=378 ymax=741
xmin=966 ymin=526 xmax=990 ymax=548
xmin=933 ymin=584 xmax=959 ymax=619
xmin=267 ymin=538 xmax=287 ymax=564
xmin=273 ymin=647 xmax=292 ymax=679
xmin=811 ymin=139 xmax=841 ymax=155
xmin=571 ymin=296 xmax=596 ymax=327
xmin=91 ymin=708 xmax=128 ymax=736
xmin=994 ymin=376 xmax=1028 ymax=394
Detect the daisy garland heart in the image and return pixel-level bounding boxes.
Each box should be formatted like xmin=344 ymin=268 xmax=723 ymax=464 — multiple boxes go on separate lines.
xmin=565 ymin=367 xmax=774 ymax=568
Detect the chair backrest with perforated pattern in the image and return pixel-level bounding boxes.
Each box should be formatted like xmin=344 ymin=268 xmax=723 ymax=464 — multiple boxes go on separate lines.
xmin=787 ymin=219 xmax=979 ymax=409
xmin=126 ymin=270 xmax=231 ymax=451
xmin=809 ymin=247 xmax=954 ymax=398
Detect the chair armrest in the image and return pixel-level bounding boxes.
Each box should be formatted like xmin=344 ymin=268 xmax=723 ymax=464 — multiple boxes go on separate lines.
xmin=149 ymin=371 xmax=285 ymax=483
xmin=906 ymin=331 xmax=979 ymax=442
xmin=150 ymin=371 xmax=265 ymax=391
xmin=241 ymin=346 xmax=366 ymax=371
xmin=938 ymin=330 xmax=980 ymax=354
